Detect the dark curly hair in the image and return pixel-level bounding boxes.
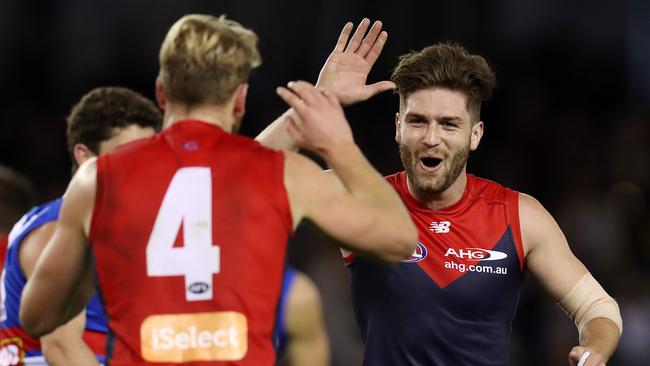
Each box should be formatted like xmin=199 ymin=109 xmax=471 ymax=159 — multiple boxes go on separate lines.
xmin=391 ymin=42 xmax=496 ymax=122
xmin=66 ymin=87 xmax=162 ymax=171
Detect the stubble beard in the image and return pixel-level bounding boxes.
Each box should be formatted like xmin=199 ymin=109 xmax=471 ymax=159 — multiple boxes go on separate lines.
xmin=399 ymin=143 xmax=470 ymax=196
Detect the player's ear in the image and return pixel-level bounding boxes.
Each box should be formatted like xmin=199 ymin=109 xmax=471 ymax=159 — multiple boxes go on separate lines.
xmin=395 ymin=112 xmax=402 ymax=144
xmin=233 ymin=83 xmax=248 ymax=121
xmin=155 ymin=77 xmax=166 ymax=109
xmin=73 ymin=144 xmax=95 ymax=166
xmin=470 ymin=120 xmax=484 ymax=151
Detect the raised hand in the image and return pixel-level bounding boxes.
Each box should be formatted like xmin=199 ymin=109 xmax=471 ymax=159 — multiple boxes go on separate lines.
xmin=316 ymin=18 xmax=395 ymax=106
xmin=276 ymin=81 xmax=353 ymax=157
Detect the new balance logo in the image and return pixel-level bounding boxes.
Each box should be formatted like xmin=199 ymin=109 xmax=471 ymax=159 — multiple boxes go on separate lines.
xmin=430 ymin=221 xmax=451 ymax=233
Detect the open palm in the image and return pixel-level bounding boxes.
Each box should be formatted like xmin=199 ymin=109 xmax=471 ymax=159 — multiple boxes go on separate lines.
xmin=316 ymin=19 xmax=395 ymax=106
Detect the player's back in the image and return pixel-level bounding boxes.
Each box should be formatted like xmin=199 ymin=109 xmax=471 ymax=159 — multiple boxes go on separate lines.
xmin=90 ymin=120 xmax=292 ymax=365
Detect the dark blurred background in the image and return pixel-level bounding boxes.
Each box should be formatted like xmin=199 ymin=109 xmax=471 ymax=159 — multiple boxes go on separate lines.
xmin=1 ymin=0 xmax=648 ymax=365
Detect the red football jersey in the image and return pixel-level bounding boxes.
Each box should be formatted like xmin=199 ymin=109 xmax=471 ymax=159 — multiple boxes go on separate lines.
xmin=89 ymin=120 xmax=292 ymax=365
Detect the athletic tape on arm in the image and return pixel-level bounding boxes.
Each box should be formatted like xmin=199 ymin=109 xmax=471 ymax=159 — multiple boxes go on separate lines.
xmin=557 ymin=272 xmax=622 ymax=336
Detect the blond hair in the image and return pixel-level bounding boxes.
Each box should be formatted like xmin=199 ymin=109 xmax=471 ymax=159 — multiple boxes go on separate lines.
xmin=158 ymin=14 xmax=261 ymax=106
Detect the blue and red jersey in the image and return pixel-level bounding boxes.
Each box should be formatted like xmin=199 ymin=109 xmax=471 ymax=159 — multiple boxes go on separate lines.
xmin=0 ymin=198 xmax=107 ymax=365
xmin=346 ymin=172 xmax=524 ymax=366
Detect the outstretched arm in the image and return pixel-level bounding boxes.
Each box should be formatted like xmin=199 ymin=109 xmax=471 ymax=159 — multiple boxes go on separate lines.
xmin=21 ymin=159 xmax=98 ymax=337
xmin=520 ymin=194 xmax=621 ymax=366
xmin=257 ymin=19 xmax=394 ymax=151
xmin=279 ymin=81 xmax=416 ymax=262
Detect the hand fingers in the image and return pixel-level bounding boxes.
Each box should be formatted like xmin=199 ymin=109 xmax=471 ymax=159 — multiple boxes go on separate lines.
xmin=344 ymin=18 xmax=370 ymax=53
xmin=333 ymin=22 xmax=353 ymax=53
xmin=355 ymin=20 xmax=383 ymax=57
xmin=287 ymin=80 xmax=329 ymax=106
xmin=569 ymin=346 xmax=585 ymax=362
xmin=365 ymin=30 xmax=388 ymax=66
xmin=276 ymin=86 xmax=308 ymax=115
xmin=365 ymin=80 xmax=397 ymax=99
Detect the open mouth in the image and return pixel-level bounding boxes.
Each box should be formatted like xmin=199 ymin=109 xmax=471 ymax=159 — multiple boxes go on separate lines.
xmin=420 ymin=157 xmax=442 ymax=170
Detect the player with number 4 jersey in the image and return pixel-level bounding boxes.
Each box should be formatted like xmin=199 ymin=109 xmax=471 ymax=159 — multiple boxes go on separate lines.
xmin=19 ymin=14 xmax=416 ymax=366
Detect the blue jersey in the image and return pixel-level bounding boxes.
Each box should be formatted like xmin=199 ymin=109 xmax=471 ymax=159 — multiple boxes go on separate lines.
xmin=346 ymin=173 xmax=525 ymax=366
xmin=0 ymin=198 xmax=108 ymax=364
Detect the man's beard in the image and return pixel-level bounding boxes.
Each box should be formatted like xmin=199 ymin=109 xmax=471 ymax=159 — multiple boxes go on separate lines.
xmin=399 ymin=143 xmax=469 ymax=196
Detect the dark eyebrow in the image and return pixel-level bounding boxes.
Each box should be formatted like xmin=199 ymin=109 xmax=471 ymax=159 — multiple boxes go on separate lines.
xmin=404 ymin=112 xmax=428 ymax=120
xmin=439 ymin=116 xmax=462 ymax=123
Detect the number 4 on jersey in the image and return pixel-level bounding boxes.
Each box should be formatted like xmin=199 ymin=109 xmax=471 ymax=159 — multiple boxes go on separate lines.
xmin=146 ymin=167 xmax=220 ymax=301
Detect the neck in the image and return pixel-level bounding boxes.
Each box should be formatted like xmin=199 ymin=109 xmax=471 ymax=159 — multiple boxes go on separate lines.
xmin=163 ymin=102 xmax=235 ymax=132
xmin=406 ymin=171 xmax=468 ymax=210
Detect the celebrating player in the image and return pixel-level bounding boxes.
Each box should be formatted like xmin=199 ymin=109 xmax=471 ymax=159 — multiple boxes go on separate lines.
xmin=259 ymin=22 xmax=622 ymax=366
xmin=20 ymin=14 xmax=416 ymax=366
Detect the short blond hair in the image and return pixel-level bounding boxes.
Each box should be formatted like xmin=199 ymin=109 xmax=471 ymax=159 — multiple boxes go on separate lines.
xmin=158 ymin=14 xmax=261 ymax=106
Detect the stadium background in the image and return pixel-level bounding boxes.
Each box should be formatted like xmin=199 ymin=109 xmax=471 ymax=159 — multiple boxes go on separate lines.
xmin=1 ymin=0 xmax=648 ymax=364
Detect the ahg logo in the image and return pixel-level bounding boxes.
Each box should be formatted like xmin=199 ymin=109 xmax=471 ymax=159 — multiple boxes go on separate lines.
xmin=429 ymin=221 xmax=451 ymax=233
xmin=444 ymin=248 xmax=508 ymax=262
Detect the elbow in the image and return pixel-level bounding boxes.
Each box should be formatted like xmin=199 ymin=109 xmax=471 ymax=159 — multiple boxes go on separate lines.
xmin=20 ymin=304 xmax=56 ymax=338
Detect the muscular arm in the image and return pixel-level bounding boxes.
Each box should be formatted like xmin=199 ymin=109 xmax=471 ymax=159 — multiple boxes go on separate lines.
xmin=520 ymin=193 xmax=621 ymax=365
xmin=284 ymin=272 xmax=329 ymax=366
xmin=20 ymin=159 xmax=97 ymax=337
xmin=257 ymin=19 xmax=393 ymax=151
xmin=20 ymin=223 xmax=99 ymax=365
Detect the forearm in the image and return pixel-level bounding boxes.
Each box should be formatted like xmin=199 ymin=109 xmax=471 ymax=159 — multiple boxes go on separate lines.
xmin=256 ymin=109 xmax=298 ymax=151
xmin=42 ymin=337 xmax=99 ymax=366
xmin=41 ymin=310 xmax=99 ymax=366
xmin=324 ymin=143 xmax=416 ymax=259
xmin=579 ymin=317 xmax=620 ymax=361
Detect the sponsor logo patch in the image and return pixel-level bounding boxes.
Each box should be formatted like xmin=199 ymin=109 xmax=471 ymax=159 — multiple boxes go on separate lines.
xmin=429 ymin=221 xmax=451 ymax=233
xmin=188 ymin=282 xmax=210 ymax=294
xmin=140 ymin=311 xmax=247 ymax=362
xmin=444 ymin=248 xmax=508 ymax=261
xmin=401 ymin=242 xmax=428 ymax=263
xmin=0 ymin=338 xmax=23 ymax=366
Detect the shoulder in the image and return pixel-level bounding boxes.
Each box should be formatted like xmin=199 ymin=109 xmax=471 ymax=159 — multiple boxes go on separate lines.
xmin=517 ymin=192 xmax=561 ymax=254
xmin=469 ymin=175 xmax=518 ymax=201
xmin=518 ymin=193 xmax=548 ymax=218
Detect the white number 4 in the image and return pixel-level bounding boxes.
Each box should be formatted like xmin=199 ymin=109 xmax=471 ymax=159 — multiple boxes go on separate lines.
xmin=146 ymin=167 xmax=220 ymax=301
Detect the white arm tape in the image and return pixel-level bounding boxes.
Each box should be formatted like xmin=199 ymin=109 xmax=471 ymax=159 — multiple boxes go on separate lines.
xmin=557 ymin=272 xmax=622 ymax=336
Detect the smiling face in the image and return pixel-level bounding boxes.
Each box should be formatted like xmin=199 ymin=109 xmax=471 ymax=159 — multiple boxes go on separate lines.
xmin=396 ymin=87 xmax=484 ymax=198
